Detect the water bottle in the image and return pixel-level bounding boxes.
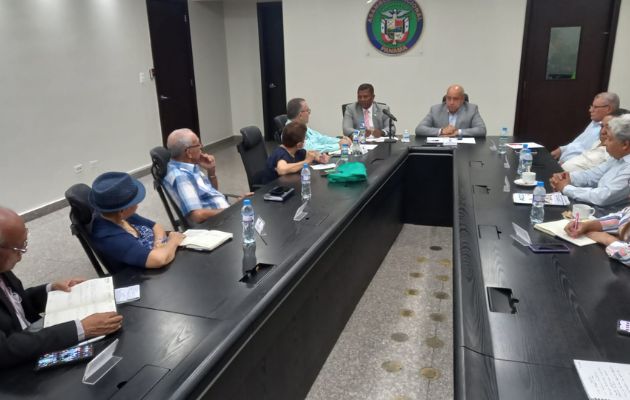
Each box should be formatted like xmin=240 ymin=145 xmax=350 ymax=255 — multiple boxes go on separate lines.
xmin=340 ymin=143 xmax=349 ymax=163
xmin=530 ymin=181 xmax=546 ymax=224
xmin=498 ymin=127 xmax=509 ymax=155
xmin=241 ymin=199 xmax=255 ymax=245
xmin=517 ymin=144 xmax=533 ymax=176
xmin=359 ymin=122 xmax=366 ymax=144
xmin=351 ymin=133 xmax=362 ymax=156
xmin=301 ymin=163 xmax=311 ymax=201
xmin=402 ymin=129 xmax=410 ymax=143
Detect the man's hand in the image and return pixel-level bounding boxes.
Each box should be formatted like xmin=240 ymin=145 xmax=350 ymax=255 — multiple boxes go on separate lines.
xmin=81 ymin=312 xmax=123 ymax=338
xmin=371 ymin=128 xmax=384 ymax=138
xmin=199 ymin=153 xmax=216 ymax=176
xmin=549 ymin=172 xmax=570 ymax=191
xmin=339 ymin=136 xmax=352 ymax=148
xmin=305 ymin=151 xmax=318 ymax=164
xmin=237 ymin=192 xmax=255 ymax=202
xmin=440 ymin=125 xmax=457 ymax=137
xmin=550 ymin=148 xmax=561 ymax=160
xmin=317 ymin=153 xmax=331 ymax=164
xmin=51 ymin=278 xmax=85 ymax=292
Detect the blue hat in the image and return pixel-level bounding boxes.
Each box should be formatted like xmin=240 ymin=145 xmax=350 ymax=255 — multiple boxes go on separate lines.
xmin=89 ymin=172 xmax=146 ymax=212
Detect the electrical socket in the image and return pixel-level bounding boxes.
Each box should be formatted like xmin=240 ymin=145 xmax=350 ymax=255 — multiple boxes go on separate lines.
xmin=73 ymin=164 xmax=83 ymax=174
xmin=89 ymin=160 xmax=98 ymax=169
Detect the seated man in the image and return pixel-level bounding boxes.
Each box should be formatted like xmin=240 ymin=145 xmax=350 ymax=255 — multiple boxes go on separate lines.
xmin=0 ymin=207 xmax=122 ymax=368
xmin=342 ymin=83 xmax=395 ymax=138
xmin=562 ymin=109 xmax=628 ymax=172
xmin=550 ymin=114 xmax=630 ymax=208
xmin=551 ymin=92 xmax=619 ymax=163
xmin=415 ymin=84 xmax=486 ymax=137
xmin=164 ymin=128 xmax=250 ymax=224
xmin=287 ymin=98 xmax=351 ymax=153
xmin=266 ymin=121 xmax=329 ymax=182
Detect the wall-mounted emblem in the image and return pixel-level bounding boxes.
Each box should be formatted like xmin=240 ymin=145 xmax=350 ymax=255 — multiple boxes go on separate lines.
xmin=366 ymin=0 xmax=424 ymax=55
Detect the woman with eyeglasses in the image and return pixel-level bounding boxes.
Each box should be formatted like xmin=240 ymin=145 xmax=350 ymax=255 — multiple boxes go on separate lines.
xmin=89 ymin=172 xmax=184 ymax=273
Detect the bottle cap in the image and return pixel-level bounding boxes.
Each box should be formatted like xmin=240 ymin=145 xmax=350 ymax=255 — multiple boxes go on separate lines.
xmin=537 ymin=181 xmax=544 ymax=187
xmin=303 ymin=163 xmax=308 ymax=168
xmin=522 ymin=143 xmax=528 ymax=149
xmin=243 ymin=199 xmax=251 ymax=205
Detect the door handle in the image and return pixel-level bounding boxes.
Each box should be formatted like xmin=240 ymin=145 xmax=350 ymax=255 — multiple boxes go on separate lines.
xmin=268 ymin=83 xmax=277 ymax=89
xmin=159 ymin=95 xmax=170 ymax=100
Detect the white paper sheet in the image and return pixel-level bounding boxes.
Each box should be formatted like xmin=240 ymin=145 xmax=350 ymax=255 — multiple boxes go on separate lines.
xmin=114 ymin=285 xmax=140 ymax=304
xmin=574 ymin=359 xmax=630 ymax=400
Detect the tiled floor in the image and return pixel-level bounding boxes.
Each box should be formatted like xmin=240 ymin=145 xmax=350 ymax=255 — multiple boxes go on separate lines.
xmin=16 ymin=140 xmax=454 ymax=400
xmin=306 ymin=225 xmax=454 ymax=400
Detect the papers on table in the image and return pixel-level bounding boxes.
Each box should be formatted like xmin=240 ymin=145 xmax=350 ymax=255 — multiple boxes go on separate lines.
xmin=44 ymin=277 xmax=116 ymax=328
xmin=512 ymin=192 xmax=571 ymax=206
xmin=328 ymin=144 xmax=379 ymax=156
xmin=114 ymin=285 xmax=140 ymax=304
xmin=180 ymin=229 xmax=233 ymax=251
xmin=366 ymin=136 xmax=398 ymax=143
xmin=311 ymin=163 xmax=336 ymax=171
xmin=533 ymin=219 xmax=596 ymax=247
xmin=426 ymin=137 xmax=476 ymax=145
xmin=506 ymin=142 xmax=544 ymax=149
xmin=574 ymin=359 xmax=630 ymax=400
xmin=361 ymin=144 xmax=378 ymax=151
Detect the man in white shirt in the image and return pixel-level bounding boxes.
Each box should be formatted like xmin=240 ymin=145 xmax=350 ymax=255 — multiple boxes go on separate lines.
xmin=550 ymin=114 xmax=630 ymax=208
xmin=342 ymin=83 xmax=395 ymax=138
xmin=550 ymin=92 xmax=619 ymax=164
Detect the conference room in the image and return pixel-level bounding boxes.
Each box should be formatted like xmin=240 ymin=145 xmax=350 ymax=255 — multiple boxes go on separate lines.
xmin=2 ymin=0 xmax=630 ymax=399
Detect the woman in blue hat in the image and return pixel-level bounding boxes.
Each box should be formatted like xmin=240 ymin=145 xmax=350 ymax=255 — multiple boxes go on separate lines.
xmin=89 ymin=172 xmax=184 ymax=273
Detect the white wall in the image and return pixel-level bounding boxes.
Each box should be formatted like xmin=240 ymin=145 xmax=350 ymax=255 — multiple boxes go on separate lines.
xmin=609 ymin=0 xmax=630 ymax=107
xmin=224 ymin=0 xmax=264 ymax=135
xmin=283 ymin=0 xmax=527 ymax=137
xmin=188 ymin=1 xmax=234 ymax=144
xmin=0 ymin=0 xmax=161 ymax=214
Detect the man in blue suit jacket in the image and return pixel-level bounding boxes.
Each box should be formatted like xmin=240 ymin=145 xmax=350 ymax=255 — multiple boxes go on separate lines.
xmin=415 ymin=84 xmax=486 ymax=137
xmin=342 ymin=83 xmax=395 ymax=138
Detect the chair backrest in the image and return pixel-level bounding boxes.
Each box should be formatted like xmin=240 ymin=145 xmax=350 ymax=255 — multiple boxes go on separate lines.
xmin=237 ymin=126 xmax=269 ymax=192
xmin=272 ymin=114 xmax=288 ymax=144
xmin=64 ymin=183 xmax=110 ymax=277
xmin=341 ymin=103 xmax=352 ymax=117
xmin=149 ymin=146 xmax=190 ymax=231
xmin=442 ymin=93 xmax=470 ymax=103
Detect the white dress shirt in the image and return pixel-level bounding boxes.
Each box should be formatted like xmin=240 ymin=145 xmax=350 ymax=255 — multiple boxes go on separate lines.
xmin=559 ymin=121 xmax=602 ymax=163
xmin=561 ymin=140 xmax=609 ymax=172
xmin=563 ymin=153 xmax=630 ymax=207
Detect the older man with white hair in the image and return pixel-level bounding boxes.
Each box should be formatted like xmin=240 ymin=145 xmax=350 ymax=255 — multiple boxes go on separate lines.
xmin=550 ymin=114 xmax=630 ymax=208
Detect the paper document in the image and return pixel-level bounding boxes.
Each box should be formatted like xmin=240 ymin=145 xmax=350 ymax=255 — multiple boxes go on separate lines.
xmin=574 ymin=359 xmax=630 ymax=400
xmin=311 ymin=163 xmax=336 ymax=170
xmin=506 ymin=142 xmax=544 ymax=149
xmin=361 ymin=144 xmax=378 ymax=151
xmin=114 ymin=285 xmax=140 ymax=304
xmin=534 ymin=219 xmax=596 ymax=247
xmin=44 ymin=277 xmax=116 ymax=328
xmin=366 ymin=136 xmax=398 ymax=143
xmin=180 ymin=229 xmax=233 ymax=251
xmin=513 ymin=192 xmax=571 ymax=206
xmin=426 ymin=137 xmax=476 ymax=144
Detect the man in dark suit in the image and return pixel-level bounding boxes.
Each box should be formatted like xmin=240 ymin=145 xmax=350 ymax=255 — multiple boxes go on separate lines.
xmin=415 ymin=84 xmax=487 ymax=137
xmin=0 ymin=207 xmax=122 ymax=368
xmin=343 ymin=83 xmax=395 ymax=138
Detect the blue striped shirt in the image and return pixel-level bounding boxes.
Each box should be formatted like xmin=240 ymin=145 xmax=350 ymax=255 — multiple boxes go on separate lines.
xmin=163 ymin=160 xmax=229 ymax=215
xmin=597 ymin=207 xmax=630 ymax=266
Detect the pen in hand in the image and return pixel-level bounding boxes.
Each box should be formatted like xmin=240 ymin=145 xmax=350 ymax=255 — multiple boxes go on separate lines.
xmin=573 ymin=212 xmax=580 ymax=233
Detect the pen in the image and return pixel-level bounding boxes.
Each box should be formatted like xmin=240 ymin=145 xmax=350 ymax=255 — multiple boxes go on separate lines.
xmin=574 ymin=212 xmax=580 ymax=231
xmin=78 ymin=335 xmax=106 ymax=346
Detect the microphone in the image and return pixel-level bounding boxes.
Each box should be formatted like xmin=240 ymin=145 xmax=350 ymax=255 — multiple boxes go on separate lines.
xmin=382 ymin=108 xmax=397 ymax=122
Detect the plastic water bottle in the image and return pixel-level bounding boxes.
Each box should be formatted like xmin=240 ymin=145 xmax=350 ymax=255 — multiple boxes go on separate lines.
xmin=340 ymin=143 xmax=349 ymax=163
xmin=517 ymin=144 xmax=533 ymax=176
xmin=402 ymin=129 xmax=410 ymax=143
xmin=530 ymin=181 xmax=545 ymax=224
xmin=359 ymin=122 xmax=366 ymax=144
xmin=301 ymin=163 xmax=311 ymax=201
xmin=241 ymin=199 xmax=255 ymax=245
xmin=351 ymin=133 xmax=362 ymax=156
xmin=498 ymin=127 xmax=509 ymax=155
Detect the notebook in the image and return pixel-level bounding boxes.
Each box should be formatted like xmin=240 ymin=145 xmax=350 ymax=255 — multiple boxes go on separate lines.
xmin=574 ymin=359 xmax=630 ymax=400
xmin=263 ymin=186 xmax=295 ymax=202
xmin=533 ymin=219 xmax=596 ymax=247
xmin=180 ymin=229 xmax=233 ymax=251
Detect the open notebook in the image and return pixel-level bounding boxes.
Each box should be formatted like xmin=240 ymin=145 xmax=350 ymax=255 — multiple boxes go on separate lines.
xmin=534 ymin=219 xmax=596 ymax=247
xmin=574 ymin=360 xmax=630 ymax=400
xmin=180 ymin=229 xmax=233 ymax=251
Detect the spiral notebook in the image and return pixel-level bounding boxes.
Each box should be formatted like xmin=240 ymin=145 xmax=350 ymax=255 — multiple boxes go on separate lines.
xmin=574 ymin=359 xmax=630 ymax=400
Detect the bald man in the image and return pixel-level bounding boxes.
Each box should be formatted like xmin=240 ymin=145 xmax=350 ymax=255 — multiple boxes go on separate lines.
xmin=415 ymin=84 xmax=487 ymax=137
xmin=0 ymin=207 xmax=122 ymax=368
xmin=164 ymin=128 xmax=252 ymax=224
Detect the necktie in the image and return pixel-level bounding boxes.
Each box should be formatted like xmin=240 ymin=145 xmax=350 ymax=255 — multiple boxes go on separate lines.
xmin=363 ymin=109 xmax=371 ymax=129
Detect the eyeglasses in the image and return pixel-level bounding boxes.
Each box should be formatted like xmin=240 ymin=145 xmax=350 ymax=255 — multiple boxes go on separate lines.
xmin=590 ymin=104 xmax=609 ymax=109
xmin=186 ymin=143 xmax=202 ymax=151
xmin=300 ymin=108 xmax=311 ymax=114
xmin=0 ymin=240 xmax=28 ymax=254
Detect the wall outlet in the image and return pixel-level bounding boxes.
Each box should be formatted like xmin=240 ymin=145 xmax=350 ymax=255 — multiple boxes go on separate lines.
xmin=73 ymin=164 xmax=83 ymax=174
xmin=89 ymin=160 xmax=98 ymax=169
xmin=139 ymin=72 xmax=146 ymax=83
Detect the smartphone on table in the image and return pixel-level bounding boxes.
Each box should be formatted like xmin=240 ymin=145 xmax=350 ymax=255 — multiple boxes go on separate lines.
xmin=528 ymin=243 xmax=570 ymax=253
xmin=35 ymin=344 xmax=94 ymax=371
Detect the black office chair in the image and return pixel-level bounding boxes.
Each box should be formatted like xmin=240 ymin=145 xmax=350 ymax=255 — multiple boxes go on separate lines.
xmin=237 ymin=126 xmax=269 ymax=192
xmin=442 ymin=93 xmax=469 ymax=103
xmin=150 ymin=146 xmax=191 ymax=231
xmin=341 ymin=103 xmax=352 ymax=117
xmin=273 ymin=114 xmax=288 ymax=144
xmin=65 ymin=184 xmax=111 ymax=277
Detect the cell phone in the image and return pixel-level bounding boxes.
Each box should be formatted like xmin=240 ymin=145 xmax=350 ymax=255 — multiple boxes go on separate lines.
xmin=617 ymin=319 xmax=630 ymax=337
xmin=35 ymin=344 xmax=94 ymax=371
xmin=528 ymin=243 xmax=570 ymax=253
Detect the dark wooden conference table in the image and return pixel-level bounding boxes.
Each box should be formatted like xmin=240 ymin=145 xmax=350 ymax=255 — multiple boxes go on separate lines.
xmin=2 ymin=137 xmax=630 ymax=400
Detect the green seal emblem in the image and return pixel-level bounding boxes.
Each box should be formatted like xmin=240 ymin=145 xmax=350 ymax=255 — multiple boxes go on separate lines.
xmin=366 ymin=0 xmax=424 ymax=55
